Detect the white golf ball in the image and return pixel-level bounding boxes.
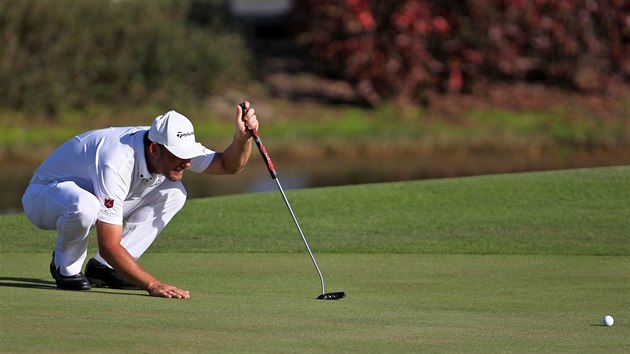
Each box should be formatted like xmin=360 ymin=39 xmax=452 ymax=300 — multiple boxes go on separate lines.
xmin=602 ymin=315 xmax=614 ymax=327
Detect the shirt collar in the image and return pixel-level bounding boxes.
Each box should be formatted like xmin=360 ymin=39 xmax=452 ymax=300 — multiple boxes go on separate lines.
xmin=134 ymin=131 xmax=157 ymax=182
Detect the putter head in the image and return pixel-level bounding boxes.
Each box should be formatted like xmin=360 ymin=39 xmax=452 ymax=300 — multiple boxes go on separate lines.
xmin=317 ymin=291 xmax=346 ymax=300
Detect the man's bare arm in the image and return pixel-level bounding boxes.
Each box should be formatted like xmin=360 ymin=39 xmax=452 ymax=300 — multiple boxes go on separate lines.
xmin=204 ymin=102 xmax=257 ymax=175
xmin=96 ymin=221 xmax=190 ymax=299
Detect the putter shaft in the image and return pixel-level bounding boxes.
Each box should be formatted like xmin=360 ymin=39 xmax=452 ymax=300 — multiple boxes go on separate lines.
xmin=240 ymin=102 xmax=344 ymax=299
xmin=273 ymin=178 xmax=327 ymax=295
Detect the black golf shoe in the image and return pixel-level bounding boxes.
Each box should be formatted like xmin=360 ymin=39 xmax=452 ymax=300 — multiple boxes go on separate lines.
xmin=49 ymin=254 xmax=92 ymax=291
xmin=85 ymin=258 xmax=141 ymax=290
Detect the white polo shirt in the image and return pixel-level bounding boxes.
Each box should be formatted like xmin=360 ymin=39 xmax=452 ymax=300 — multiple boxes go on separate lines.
xmin=30 ymin=127 xmax=215 ymax=225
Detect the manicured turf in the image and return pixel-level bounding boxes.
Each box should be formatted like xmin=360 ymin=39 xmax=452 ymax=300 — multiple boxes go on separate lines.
xmin=1 ymin=166 xmax=629 ymax=352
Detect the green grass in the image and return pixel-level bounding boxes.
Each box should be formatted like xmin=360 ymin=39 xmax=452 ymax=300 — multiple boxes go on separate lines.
xmin=1 ymin=166 xmax=629 ymax=352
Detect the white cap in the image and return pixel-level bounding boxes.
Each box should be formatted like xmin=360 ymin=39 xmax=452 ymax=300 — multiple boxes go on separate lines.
xmin=148 ymin=110 xmax=205 ymax=159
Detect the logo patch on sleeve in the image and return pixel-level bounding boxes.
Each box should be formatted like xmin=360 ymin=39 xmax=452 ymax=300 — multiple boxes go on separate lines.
xmin=104 ymin=198 xmax=115 ymax=209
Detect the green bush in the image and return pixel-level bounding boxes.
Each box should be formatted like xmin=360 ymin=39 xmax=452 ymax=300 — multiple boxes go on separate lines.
xmin=0 ymin=0 xmax=252 ymax=117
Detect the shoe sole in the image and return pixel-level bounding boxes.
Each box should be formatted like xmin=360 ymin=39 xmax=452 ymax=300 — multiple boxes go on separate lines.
xmin=86 ymin=276 xmax=107 ymax=288
xmin=87 ymin=276 xmax=141 ymax=290
xmin=86 ymin=260 xmax=142 ymax=290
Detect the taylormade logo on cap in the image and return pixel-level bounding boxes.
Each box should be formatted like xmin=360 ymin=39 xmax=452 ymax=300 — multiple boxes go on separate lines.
xmin=148 ymin=110 xmax=205 ymax=159
xmin=177 ymin=131 xmax=195 ymax=138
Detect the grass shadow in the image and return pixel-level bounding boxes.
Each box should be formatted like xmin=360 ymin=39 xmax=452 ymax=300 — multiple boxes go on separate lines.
xmin=0 ymin=276 xmax=149 ymax=297
xmin=0 ymin=277 xmax=56 ymax=290
xmin=87 ymin=288 xmax=150 ymax=297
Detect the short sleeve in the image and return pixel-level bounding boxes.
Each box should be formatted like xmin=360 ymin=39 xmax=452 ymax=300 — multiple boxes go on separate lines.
xmin=94 ymin=164 xmax=129 ymax=225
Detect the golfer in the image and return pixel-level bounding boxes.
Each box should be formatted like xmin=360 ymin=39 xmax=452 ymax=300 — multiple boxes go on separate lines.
xmin=22 ymin=102 xmax=258 ymax=299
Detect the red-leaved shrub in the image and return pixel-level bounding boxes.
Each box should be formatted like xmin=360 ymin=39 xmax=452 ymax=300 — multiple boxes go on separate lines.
xmin=291 ymin=0 xmax=629 ymax=105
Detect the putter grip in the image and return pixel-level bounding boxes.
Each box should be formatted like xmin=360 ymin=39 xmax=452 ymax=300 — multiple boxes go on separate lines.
xmin=240 ymin=102 xmax=277 ymax=179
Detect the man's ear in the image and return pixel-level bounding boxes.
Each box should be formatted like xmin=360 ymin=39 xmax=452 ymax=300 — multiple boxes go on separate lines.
xmin=148 ymin=142 xmax=161 ymax=158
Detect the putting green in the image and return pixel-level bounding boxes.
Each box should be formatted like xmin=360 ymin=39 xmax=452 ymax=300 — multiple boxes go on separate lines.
xmin=1 ymin=253 xmax=628 ymax=352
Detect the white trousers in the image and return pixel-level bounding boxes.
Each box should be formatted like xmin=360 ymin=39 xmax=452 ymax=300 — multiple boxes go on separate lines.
xmin=22 ymin=180 xmax=187 ymax=276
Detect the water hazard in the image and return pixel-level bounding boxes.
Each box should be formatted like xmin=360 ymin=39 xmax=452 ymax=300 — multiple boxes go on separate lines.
xmin=4 ymin=147 xmax=629 ymax=214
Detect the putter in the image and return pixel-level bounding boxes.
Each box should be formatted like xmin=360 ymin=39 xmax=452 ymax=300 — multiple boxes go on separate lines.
xmin=241 ymin=103 xmax=346 ymax=300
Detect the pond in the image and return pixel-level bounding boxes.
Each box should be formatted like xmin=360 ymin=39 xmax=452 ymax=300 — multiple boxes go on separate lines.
xmin=3 ymin=147 xmax=629 ymax=214
xmin=2 ymin=157 xmax=428 ymax=214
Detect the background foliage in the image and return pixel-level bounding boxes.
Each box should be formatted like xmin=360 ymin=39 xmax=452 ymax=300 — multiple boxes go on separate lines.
xmin=1 ymin=0 xmax=628 ymax=116
xmin=291 ymin=0 xmax=630 ymax=105
xmin=0 ymin=0 xmax=251 ymax=117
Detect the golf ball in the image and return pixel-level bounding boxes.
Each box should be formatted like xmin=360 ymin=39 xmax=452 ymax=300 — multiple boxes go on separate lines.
xmin=602 ymin=315 xmax=614 ymax=327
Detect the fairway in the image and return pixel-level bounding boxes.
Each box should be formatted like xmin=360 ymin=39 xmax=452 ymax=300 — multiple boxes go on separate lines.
xmin=1 ymin=167 xmax=629 ymax=352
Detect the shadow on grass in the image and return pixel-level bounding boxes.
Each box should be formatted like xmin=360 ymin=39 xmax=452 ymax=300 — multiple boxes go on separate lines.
xmin=0 ymin=277 xmax=149 ymax=297
xmin=0 ymin=277 xmax=56 ymax=290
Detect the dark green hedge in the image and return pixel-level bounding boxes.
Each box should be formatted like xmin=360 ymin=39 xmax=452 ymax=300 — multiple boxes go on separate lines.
xmin=0 ymin=0 xmax=252 ymax=116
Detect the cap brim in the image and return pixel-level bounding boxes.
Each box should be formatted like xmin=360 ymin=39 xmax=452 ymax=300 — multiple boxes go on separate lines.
xmin=164 ymin=143 xmax=205 ymax=159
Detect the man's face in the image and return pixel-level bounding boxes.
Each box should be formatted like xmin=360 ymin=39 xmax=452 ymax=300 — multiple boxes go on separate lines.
xmin=154 ymin=145 xmax=191 ymax=182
